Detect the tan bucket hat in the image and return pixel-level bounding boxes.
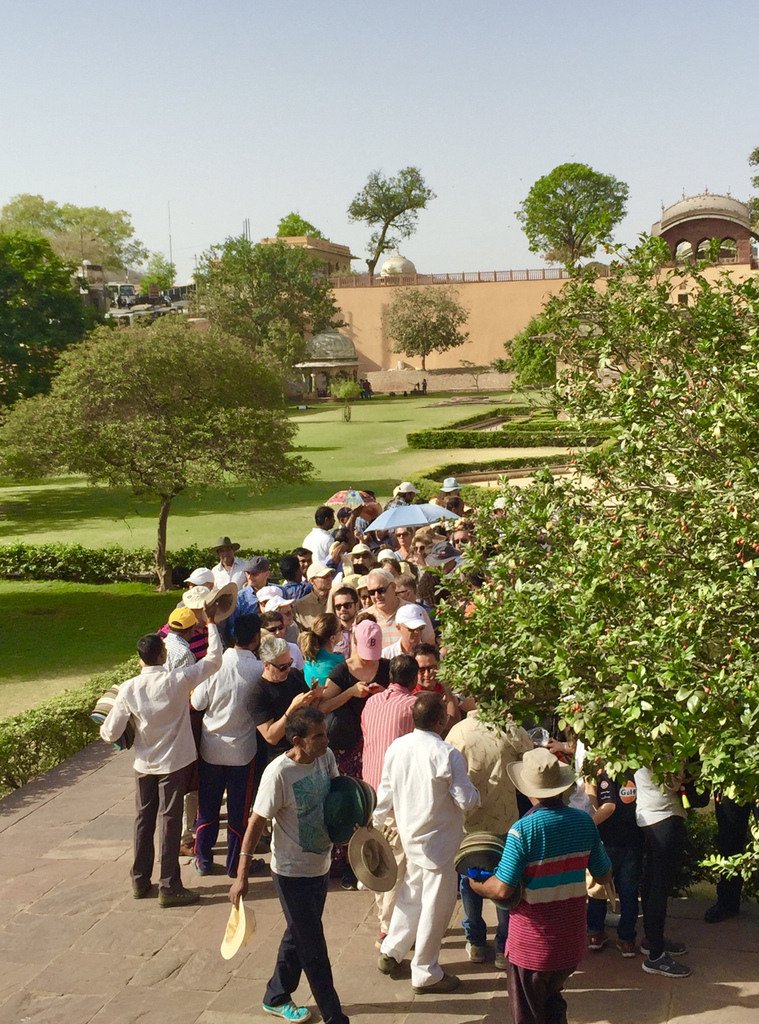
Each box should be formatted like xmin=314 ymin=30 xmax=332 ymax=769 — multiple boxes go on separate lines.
xmin=506 ymin=747 xmax=576 ymax=799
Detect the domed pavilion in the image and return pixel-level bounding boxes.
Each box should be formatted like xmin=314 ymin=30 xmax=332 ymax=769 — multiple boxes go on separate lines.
xmin=651 ymin=193 xmax=757 ymax=265
xmin=295 ymin=331 xmax=359 ymax=395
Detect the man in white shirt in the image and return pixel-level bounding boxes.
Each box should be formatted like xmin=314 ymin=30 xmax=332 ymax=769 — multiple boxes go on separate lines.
xmin=190 ymin=614 xmax=264 ymax=878
xmin=301 ymin=506 xmax=336 ymax=564
xmin=380 ymin=604 xmax=428 ymax=659
xmin=374 ymin=692 xmax=480 ymax=994
xmin=229 ymin=706 xmax=349 ymax=1024
xmin=100 ymin=619 xmax=222 ymax=907
xmin=211 ymin=535 xmax=247 ymax=589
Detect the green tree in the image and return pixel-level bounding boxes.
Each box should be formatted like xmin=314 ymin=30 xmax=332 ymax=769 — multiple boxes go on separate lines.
xmin=516 ymin=163 xmax=629 ymax=265
xmin=140 ymin=252 xmax=176 ymax=292
xmin=0 ymin=232 xmax=92 ymax=406
xmin=492 ymin=313 xmax=557 ymax=388
xmin=193 ymin=236 xmax=343 ymax=364
xmin=330 ymin=378 xmax=362 ymax=421
xmin=277 ymin=213 xmax=324 ymax=238
xmin=440 ymin=237 xmax=759 ymax=867
xmin=383 ymin=287 xmax=468 ymax=370
xmin=347 ymin=167 xmax=435 ymax=276
xmin=0 ymin=194 xmax=148 ymax=271
xmin=748 ymin=146 xmax=759 ymax=229
xmin=0 ymin=317 xmax=310 ymax=590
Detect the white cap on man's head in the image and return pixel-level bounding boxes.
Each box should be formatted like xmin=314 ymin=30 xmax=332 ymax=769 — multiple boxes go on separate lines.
xmin=263 ymin=595 xmax=295 ymax=612
xmin=377 ymin=548 xmax=400 ymax=562
xmin=184 ymin=567 xmax=214 ymax=586
xmin=307 ymin=561 xmax=334 ymax=581
xmin=395 ymin=604 xmax=428 ymax=630
xmin=256 ymin=585 xmax=284 ymax=602
xmin=397 ymin=481 xmax=418 ymax=494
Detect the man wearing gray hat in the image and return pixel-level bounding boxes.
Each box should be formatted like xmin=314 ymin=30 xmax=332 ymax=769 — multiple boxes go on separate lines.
xmin=211 ymin=536 xmax=247 ymax=589
xmin=228 ymin=557 xmax=270 ymax=640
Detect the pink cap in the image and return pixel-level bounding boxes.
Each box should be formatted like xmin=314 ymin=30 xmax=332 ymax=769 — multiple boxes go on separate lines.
xmin=354 ymin=619 xmax=383 ymax=660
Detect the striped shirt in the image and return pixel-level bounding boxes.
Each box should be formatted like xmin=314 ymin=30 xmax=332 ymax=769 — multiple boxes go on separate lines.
xmin=496 ymin=800 xmax=610 ymax=971
xmin=157 ymin=622 xmax=209 ymax=661
xmin=360 ymin=683 xmax=417 ymax=791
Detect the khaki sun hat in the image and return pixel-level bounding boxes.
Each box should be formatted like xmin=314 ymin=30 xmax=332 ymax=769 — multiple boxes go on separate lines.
xmin=183 ymin=582 xmax=239 ymax=623
xmin=220 ymin=898 xmax=256 ymax=960
xmin=506 ymin=747 xmax=576 ymax=799
xmin=348 ymin=826 xmax=398 ymax=893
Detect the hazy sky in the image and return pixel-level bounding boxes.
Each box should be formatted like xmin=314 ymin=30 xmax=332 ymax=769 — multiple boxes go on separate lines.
xmin=2 ymin=1 xmax=756 ymax=282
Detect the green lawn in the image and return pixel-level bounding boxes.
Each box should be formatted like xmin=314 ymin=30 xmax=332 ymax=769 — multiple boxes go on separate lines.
xmin=0 ymin=395 xmax=564 ymax=552
xmin=0 ymin=581 xmax=179 ymax=718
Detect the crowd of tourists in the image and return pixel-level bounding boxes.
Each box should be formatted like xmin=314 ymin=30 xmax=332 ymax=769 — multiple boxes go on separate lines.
xmin=99 ymin=478 xmax=745 ymax=1024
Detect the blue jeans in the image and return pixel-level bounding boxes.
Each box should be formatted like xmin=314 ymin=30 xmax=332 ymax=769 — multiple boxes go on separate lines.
xmin=265 ymin=873 xmax=349 ymax=1024
xmin=459 ymin=874 xmax=509 ymax=951
xmin=195 ymin=758 xmax=256 ymax=876
xmin=587 ymin=843 xmax=642 ymax=943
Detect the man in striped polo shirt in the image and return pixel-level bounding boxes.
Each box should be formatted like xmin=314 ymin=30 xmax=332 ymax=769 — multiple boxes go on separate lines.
xmin=470 ymin=747 xmax=611 ymax=1024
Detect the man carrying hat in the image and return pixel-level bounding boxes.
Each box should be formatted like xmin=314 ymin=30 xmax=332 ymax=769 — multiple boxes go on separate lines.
xmin=230 ymin=706 xmax=348 ymax=1024
xmin=211 ymin=536 xmax=247 ymax=590
xmin=469 ymin=748 xmax=612 ymax=1024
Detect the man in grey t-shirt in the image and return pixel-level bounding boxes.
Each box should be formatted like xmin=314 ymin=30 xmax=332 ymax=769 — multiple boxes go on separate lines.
xmin=230 ymin=707 xmax=348 ymax=1024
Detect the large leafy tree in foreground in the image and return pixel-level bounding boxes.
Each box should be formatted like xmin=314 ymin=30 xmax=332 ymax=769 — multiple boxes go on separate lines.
xmin=516 ymin=162 xmax=628 ymax=265
xmin=441 ymin=238 xmax=759 ymax=863
xmin=0 ymin=318 xmax=311 ymax=589
xmin=0 ymin=232 xmax=92 ymax=406
xmin=193 ymin=236 xmax=343 ymax=365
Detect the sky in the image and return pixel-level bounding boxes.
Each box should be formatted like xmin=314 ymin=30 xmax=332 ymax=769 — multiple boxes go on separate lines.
xmin=1 ymin=1 xmax=757 ymax=283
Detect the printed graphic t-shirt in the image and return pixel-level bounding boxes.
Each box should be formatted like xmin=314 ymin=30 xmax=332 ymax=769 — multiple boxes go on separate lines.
xmin=253 ymin=749 xmax=339 ymax=877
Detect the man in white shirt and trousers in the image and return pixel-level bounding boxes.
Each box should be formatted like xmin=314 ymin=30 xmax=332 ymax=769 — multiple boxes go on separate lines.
xmin=100 ymin=617 xmax=222 ymax=907
xmin=374 ymin=691 xmax=480 ymax=994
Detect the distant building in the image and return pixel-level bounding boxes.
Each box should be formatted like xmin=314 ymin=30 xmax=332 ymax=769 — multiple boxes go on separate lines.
xmin=260 ymin=235 xmax=358 ymax=276
xmin=651 ymin=193 xmax=758 ymax=267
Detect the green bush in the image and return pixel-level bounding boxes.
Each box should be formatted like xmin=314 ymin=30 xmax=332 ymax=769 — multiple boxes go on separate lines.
xmin=0 ymin=543 xmax=290 ymax=585
xmin=408 ymin=453 xmax=572 ymax=504
xmin=0 ymin=658 xmax=139 ymax=797
xmin=407 ymin=426 xmax=607 ymax=449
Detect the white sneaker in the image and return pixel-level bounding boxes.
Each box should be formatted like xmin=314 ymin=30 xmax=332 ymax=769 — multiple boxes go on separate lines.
xmin=466 ymin=942 xmax=486 ymax=963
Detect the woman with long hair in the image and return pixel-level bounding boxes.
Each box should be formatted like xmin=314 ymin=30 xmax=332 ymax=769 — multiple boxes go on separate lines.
xmin=298 ymin=612 xmax=345 ymax=688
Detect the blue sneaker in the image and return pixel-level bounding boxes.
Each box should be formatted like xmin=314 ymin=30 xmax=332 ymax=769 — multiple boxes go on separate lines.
xmin=262 ymin=1001 xmax=311 ymax=1022
xmin=194 ymin=858 xmax=212 ymax=876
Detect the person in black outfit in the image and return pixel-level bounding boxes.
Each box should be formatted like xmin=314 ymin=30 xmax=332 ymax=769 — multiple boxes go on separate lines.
xmin=704 ymin=795 xmax=752 ymax=923
xmin=249 ymin=635 xmax=318 ymax=763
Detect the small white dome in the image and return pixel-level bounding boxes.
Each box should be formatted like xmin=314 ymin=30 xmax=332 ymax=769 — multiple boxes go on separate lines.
xmin=380 ymin=253 xmax=417 ymax=276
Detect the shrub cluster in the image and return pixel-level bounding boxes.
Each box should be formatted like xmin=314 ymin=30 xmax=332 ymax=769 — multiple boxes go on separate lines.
xmin=0 ymin=658 xmax=139 ymax=797
xmin=0 ymin=543 xmax=290 ymax=585
xmin=406 ymin=404 xmax=612 ymax=450
xmin=409 ymin=453 xmax=571 ymax=504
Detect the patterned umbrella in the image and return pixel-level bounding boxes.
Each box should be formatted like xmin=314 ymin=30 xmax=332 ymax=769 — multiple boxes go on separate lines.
xmin=324 ymin=488 xmax=374 ymax=510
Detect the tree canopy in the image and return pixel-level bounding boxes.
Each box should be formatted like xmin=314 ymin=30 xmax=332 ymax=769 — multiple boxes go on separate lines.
xmin=748 ymin=145 xmax=759 ymax=228
xmin=516 ymin=163 xmax=629 ymax=265
xmin=277 ymin=213 xmax=324 ymax=238
xmin=140 ymin=252 xmax=176 ymax=292
xmin=0 ymin=232 xmax=93 ymax=406
xmin=383 ymin=287 xmax=468 ymax=370
xmin=493 ymin=312 xmax=557 ymax=389
xmin=0 ymin=194 xmax=148 ymax=272
xmin=347 ymin=167 xmax=435 ymax=276
xmin=193 ymin=236 xmax=343 ymax=365
xmin=0 ymin=318 xmax=310 ymax=589
xmin=441 ymin=238 xmax=759 ymax=872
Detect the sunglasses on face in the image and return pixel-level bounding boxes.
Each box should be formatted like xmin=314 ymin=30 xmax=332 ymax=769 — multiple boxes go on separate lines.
xmin=368 ymin=586 xmax=389 ymax=597
xmin=334 ymin=602 xmax=354 ymax=610
xmin=418 ymin=665 xmax=438 ymax=675
xmin=267 ymin=624 xmax=286 ymax=633
xmin=270 ymin=660 xmax=293 ymax=671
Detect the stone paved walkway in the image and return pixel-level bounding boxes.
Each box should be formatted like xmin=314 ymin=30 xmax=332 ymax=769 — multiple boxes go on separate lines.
xmin=0 ymin=744 xmax=757 ymax=1024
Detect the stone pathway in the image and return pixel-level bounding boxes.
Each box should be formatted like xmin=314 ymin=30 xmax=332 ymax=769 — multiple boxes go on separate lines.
xmin=0 ymin=744 xmax=757 ymax=1024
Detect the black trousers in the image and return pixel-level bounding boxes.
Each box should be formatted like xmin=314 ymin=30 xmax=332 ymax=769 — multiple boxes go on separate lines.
xmin=715 ymin=796 xmax=751 ymax=911
xmin=264 ymin=872 xmax=349 ymax=1024
xmin=505 ymin=960 xmax=575 ymax=1024
xmin=133 ymin=763 xmax=192 ymax=895
xmin=640 ymin=815 xmax=685 ymax=958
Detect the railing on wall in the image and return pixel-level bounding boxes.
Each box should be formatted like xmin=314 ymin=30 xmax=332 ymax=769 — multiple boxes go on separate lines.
xmin=329 ymin=267 xmax=614 ymax=287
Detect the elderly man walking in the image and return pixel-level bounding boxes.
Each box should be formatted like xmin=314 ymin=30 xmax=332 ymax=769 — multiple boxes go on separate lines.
xmin=373 ymin=692 xmax=480 ymax=994
xmin=100 ymin=617 xmax=222 ymax=906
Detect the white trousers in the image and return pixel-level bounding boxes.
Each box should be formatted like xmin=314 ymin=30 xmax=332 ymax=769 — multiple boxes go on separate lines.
xmin=380 ymin=858 xmax=458 ymax=988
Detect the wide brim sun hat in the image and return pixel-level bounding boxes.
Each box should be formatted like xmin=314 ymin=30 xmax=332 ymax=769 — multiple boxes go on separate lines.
xmin=348 ymin=827 xmax=398 ymax=893
xmin=506 ymin=747 xmax=576 ymax=799
xmin=220 ymin=898 xmax=256 ymax=959
xmin=183 ymin=582 xmax=239 ymax=623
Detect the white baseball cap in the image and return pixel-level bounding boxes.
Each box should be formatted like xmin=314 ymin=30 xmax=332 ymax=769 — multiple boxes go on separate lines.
xmin=256 ymin=585 xmax=284 ymax=602
xmin=397 ymin=481 xmax=418 ymax=494
xmin=184 ymin=567 xmax=214 ymax=586
xmin=263 ymin=595 xmax=295 ymax=612
xmin=395 ymin=604 xmax=428 ymax=630
xmin=377 ymin=548 xmax=400 ymax=562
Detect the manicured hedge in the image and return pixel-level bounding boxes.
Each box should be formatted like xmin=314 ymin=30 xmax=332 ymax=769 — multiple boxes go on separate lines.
xmin=408 ymin=453 xmax=573 ymax=504
xmin=408 ymin=426 xmax=608 ymax=449
xmin=0 ymin=658 xmax=139 ymax=797
xmin=0 ymin=543 xmax=290 ymax=585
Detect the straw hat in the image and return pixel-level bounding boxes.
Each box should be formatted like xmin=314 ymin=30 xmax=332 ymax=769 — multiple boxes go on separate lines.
xmin=348 ymin=827 xmax=398 ymax=892
xmin=220 ymin=898 xmax=256 ymax=960
xmin=183 ymin=582 xmax=238 ymax=623
xmin=506 ymin=748 xmax=575 ymax=799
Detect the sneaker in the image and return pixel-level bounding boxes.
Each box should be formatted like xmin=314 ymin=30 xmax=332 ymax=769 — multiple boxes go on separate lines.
xmin=466 ymin=942 xmax=487 ymax=963
xmin=158 ymin=887 xmax=200 ymax=908
xmin=616 ymin=939 xmax=637 ymax=958
xmin=588 ymin=931 xmax=608 ymax=952
xmin=262 ymin=1001 xmax=311 ymax=1022
xmin=413 ymin=973 xmax=460 ymax=994
xmin=132 ymin=884 xmax=151 ymax=899
xmin=704 ymin=902 xmax=739 ymax=924
xmin=377 ymin=952 xmax=401 ymax=975
xmin=194 ymin=858 xmax=212 ymax=876
xmin=494 ymin=952 xmax=508 ymax=971
xmin=640 ymin=938 xmax=687 ymax=957
xmin=641 ymin=953 xmax=691 ymax=978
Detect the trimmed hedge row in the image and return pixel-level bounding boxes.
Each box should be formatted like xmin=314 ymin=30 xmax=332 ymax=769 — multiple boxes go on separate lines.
xmin=408 ymin=426 xmax=607 ymax=449
xmin=408 ymin=453 xmax=572 ymax=504
xmin=0 ymin=543 xmax=290 ymax=585
xmin=0 ymin=658 xmax=139 ymax=797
